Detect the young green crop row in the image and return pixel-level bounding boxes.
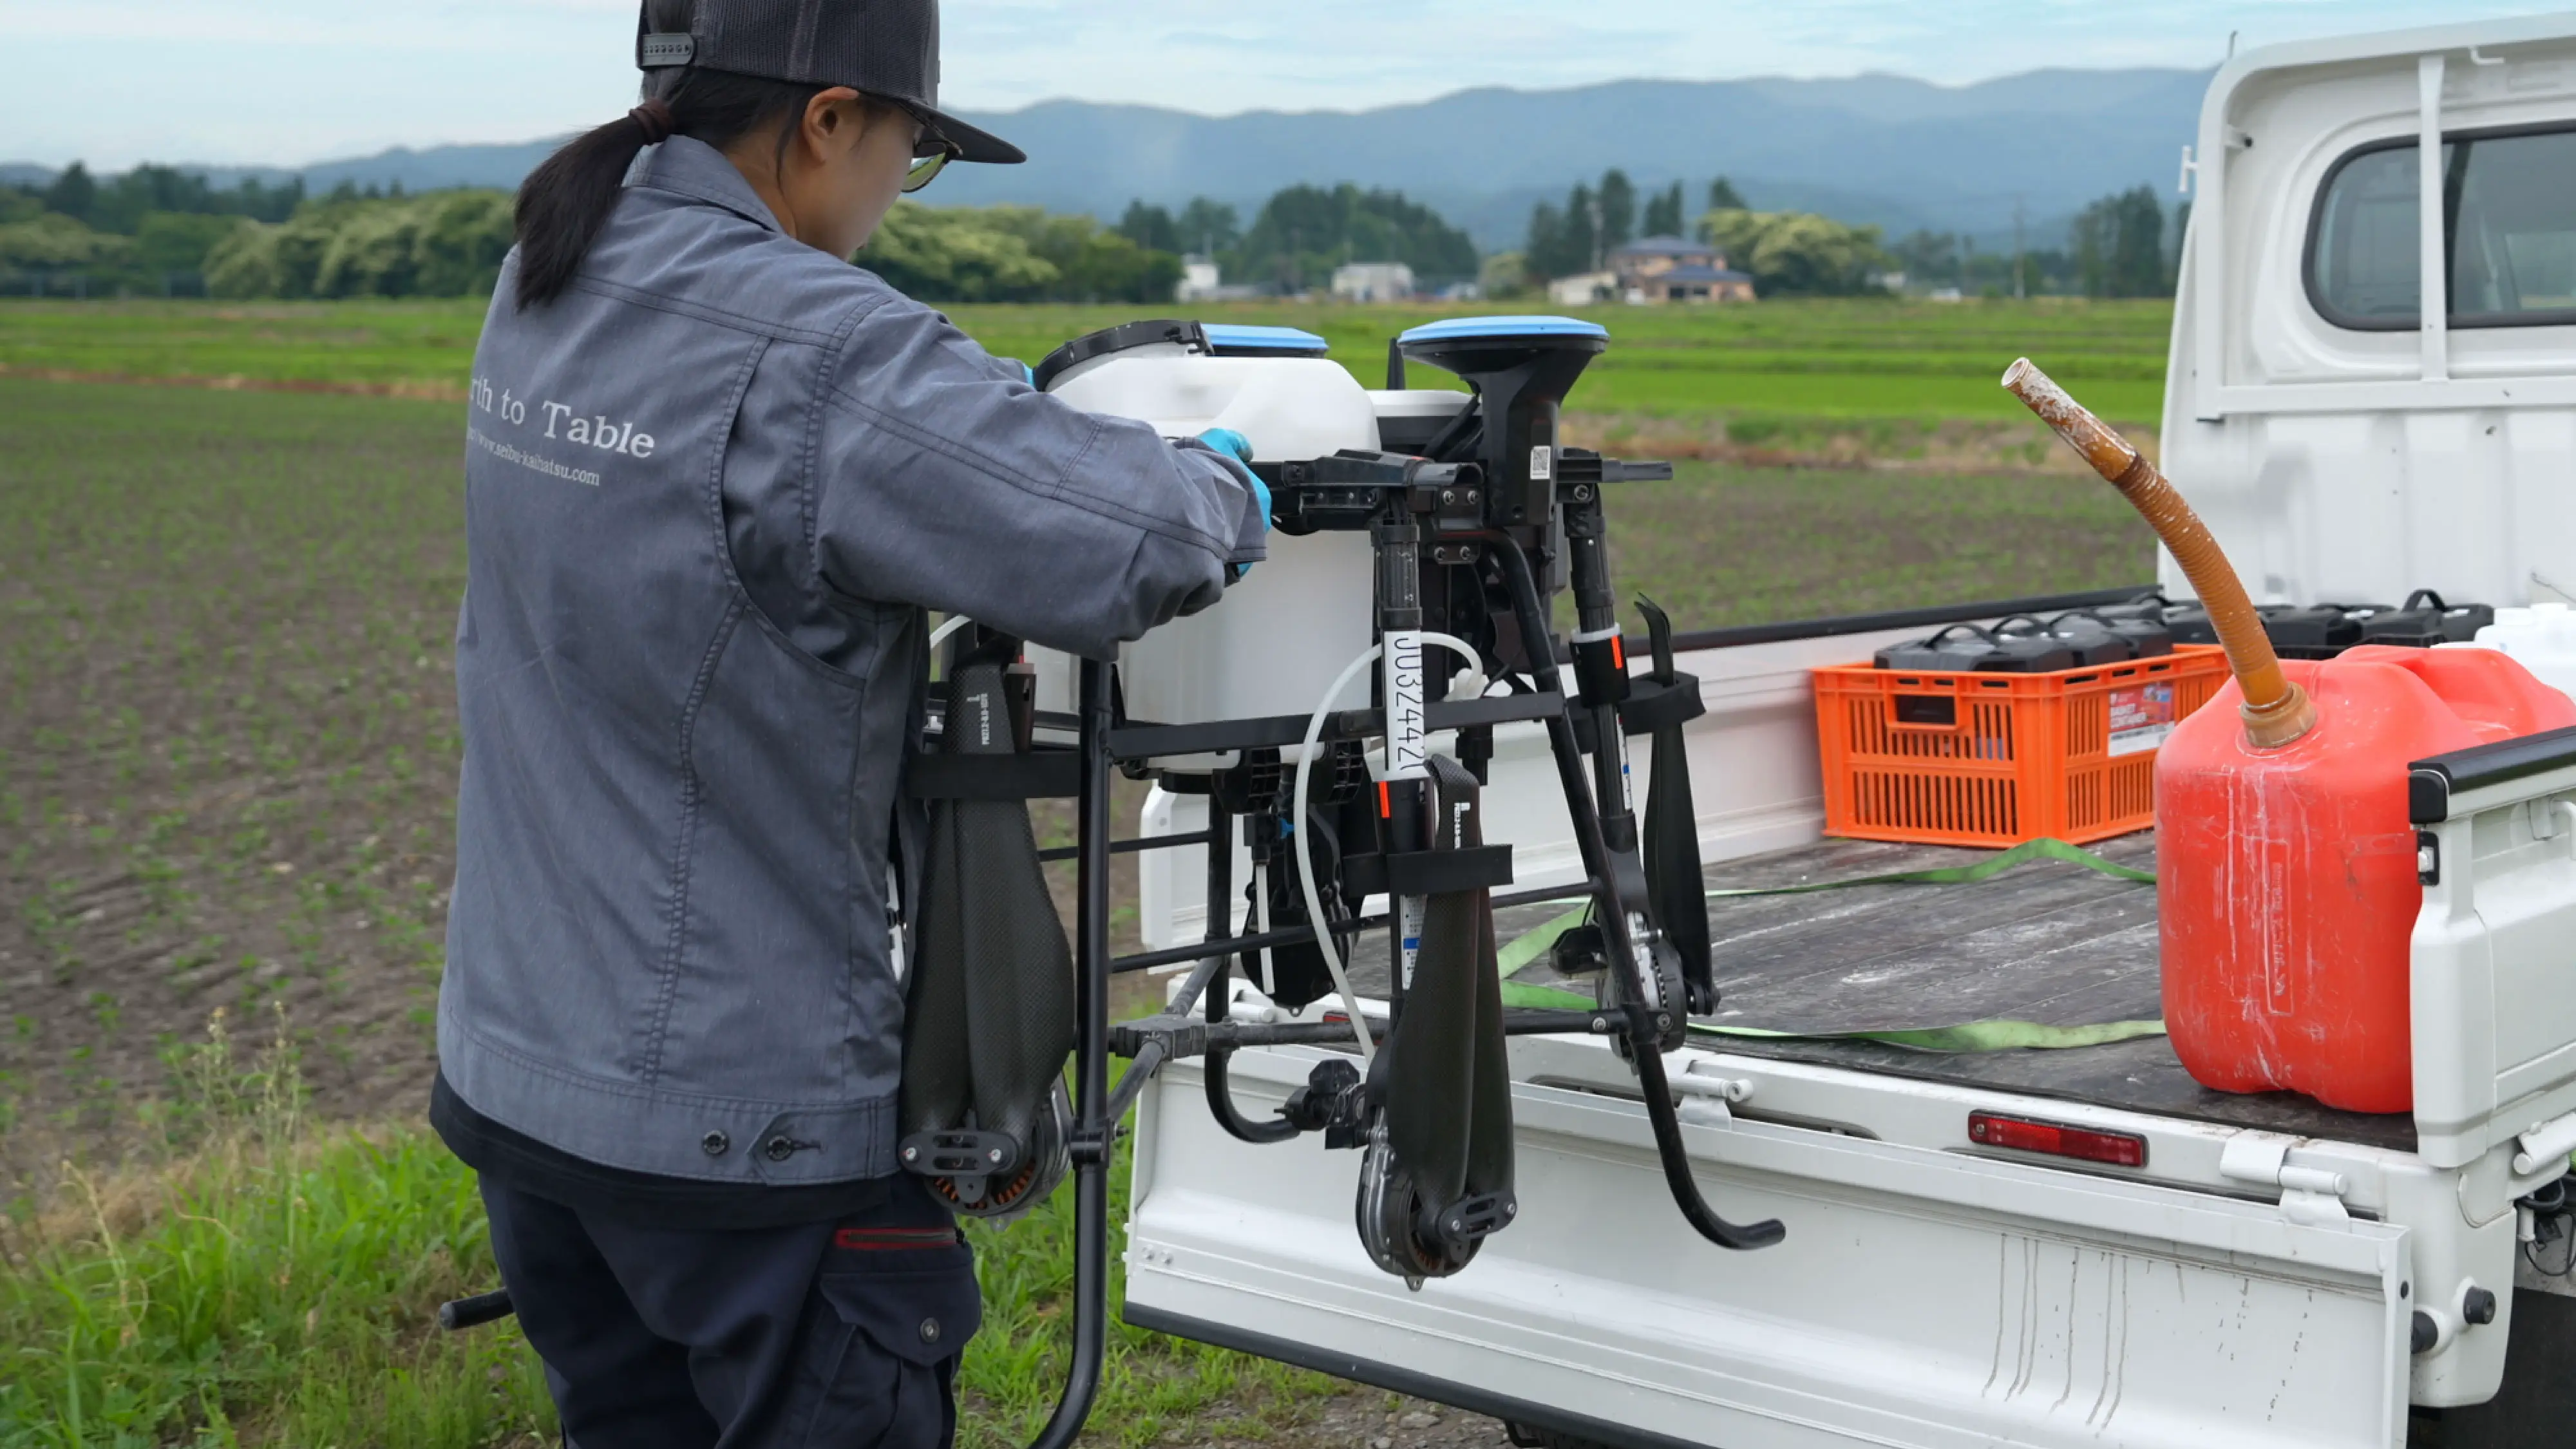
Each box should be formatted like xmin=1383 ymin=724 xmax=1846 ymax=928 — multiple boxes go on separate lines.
xmin=0 ymin=381 xmax=466 ymax=1181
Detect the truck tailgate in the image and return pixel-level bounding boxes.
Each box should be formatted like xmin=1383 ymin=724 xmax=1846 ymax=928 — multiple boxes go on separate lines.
xmin=1125 ymin=1046 xmax=2414 ymax=1449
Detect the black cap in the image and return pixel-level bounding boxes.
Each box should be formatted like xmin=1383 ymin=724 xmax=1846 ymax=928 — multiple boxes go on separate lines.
xmin=638 ymin=1 xmax=1024 ymax=166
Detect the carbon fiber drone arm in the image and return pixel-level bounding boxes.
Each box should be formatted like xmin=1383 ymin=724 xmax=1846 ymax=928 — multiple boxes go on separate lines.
xmin=1489 ymin=536 xmax=1785 ymax=1253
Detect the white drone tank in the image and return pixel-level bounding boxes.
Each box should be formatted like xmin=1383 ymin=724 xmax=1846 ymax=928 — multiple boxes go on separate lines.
xmin=1367 ymin=388 xmax=1472 ymax=452
xmin=1039 ymin=321 xmax=1384 ymax=769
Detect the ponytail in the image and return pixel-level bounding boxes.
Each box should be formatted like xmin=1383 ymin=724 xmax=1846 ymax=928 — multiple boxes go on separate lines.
xmin=513 ymin=102 xmax=668 ymax=310
xmin=511 ymin=68 xmax=827 ymax=310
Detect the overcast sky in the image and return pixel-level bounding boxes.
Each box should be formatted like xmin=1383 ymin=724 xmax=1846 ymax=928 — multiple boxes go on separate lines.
xmin=3 ymin=1 xmax=2564 ymax=169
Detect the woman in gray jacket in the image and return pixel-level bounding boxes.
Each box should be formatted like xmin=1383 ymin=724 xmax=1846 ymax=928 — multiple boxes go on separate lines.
xmin=430 ymin=2 xmax=1265 ymax=1444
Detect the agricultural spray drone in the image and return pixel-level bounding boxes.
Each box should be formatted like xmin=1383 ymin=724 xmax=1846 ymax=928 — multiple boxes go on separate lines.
xmin=907 ymin=315 xmax=1788 ymax=1446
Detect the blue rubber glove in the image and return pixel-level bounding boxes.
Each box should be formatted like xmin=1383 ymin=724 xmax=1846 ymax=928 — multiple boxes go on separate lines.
xmin=1196 ymin=428 xmax=1267 ymax=515
xmin=1197 ymin=427 xmax=1267 ymax=580
xmin=1198 ymin=426 xmax=1255 ymax=466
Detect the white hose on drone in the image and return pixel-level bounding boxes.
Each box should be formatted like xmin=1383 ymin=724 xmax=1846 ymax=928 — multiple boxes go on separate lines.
xmin=942 ymin=611 xmax=1479 ymax=1059
xmin=929 ymin=615 xmax=974 ymax=651
xmin=1291 ymin=632 xmax=1483 ymax=1060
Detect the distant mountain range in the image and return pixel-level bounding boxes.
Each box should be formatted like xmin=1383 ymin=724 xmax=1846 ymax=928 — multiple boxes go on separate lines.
xmin=7 ymin=68 xmax=2211 ymax=252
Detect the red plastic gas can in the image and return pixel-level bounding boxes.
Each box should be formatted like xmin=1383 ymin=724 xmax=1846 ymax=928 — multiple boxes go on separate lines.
xmin=2158 ymin=645 xmax=2576 ymax=1112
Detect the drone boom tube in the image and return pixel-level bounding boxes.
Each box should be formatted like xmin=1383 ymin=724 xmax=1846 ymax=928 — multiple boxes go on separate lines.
xmin=1200 ymin=797 xmax=1303 ymax=1144
xmin=1022 ymin=658 xmax=1119 ymax=1449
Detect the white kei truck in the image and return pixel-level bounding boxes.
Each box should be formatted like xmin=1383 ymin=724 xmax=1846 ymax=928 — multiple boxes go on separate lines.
xmin=1112 ymin=15 xmax=2576 ymax=1448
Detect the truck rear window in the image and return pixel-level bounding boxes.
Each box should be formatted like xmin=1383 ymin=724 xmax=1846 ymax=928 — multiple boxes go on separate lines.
xmin=2307 ymin=124 xmax=2576 ymax=330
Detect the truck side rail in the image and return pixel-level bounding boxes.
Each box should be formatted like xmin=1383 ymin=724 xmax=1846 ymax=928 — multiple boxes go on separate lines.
xmin=2410 ymin=726 xmax=2576 ymax=828
xmin=2409 ymin=725 xmax=2576 ymax=1177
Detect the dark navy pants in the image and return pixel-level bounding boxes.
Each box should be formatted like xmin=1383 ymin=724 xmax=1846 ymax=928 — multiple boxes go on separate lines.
xmin=480 ymin=1177 xmax=981 ymax=1449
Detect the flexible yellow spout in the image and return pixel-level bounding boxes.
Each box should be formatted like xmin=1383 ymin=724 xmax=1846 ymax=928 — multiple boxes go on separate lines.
xmin=2002 ymin=358 xmax=2316 ymax=748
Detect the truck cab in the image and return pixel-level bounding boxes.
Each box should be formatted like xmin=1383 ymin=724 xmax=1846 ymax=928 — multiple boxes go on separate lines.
xmin=2168 ymin=13 xmax=2576 ymax=611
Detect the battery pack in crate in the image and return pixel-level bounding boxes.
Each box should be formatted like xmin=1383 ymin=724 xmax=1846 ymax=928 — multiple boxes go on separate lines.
xmin=2151 ymin=589 xmax=2492 ymax=659
xmin=2168 ymin=601 xmax=2371 ymax=658
xmin=2356 ymin=590 xmax=2493 ymax=647
xmin=1873 ymin=622 xmax=2075 ymax=673
xmin=1814 ymin=645 xmax=2230 ymax=847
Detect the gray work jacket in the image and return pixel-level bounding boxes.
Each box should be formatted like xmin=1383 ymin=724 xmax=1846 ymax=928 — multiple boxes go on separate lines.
xmin=437 ymin=136 xmax=1263 ymax=1186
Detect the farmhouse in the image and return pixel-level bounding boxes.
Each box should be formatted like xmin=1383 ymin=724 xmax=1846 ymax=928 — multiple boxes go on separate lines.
xmin=1609 ymin=236 xmax=1756 ymax=303
xmin=1330 ymin=261 xmax=1416 ymax=302
xmin=1176 ymin=255 xmax=1265 ymax=303
xmin=1546 ymin=269 xmax=1616 ymax=305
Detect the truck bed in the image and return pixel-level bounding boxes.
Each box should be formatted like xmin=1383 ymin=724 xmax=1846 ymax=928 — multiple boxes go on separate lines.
xmin=1342 ymin=829 xmax=2418 ymax=1153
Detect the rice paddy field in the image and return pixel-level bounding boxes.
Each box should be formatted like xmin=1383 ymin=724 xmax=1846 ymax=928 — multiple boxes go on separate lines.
xmin=0 ymin=294 xmax=2174 ymax=423
xmin=0 ymin=294 xmax=2161 ymax=1447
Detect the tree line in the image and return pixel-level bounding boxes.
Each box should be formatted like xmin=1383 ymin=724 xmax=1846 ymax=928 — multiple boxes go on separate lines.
xmin=1885 ymin=186 xmax=2185 ymax=299
xmin=2 ymin=162 xmax=314 ymax=294
xmin=1513 ymin=169 xmax=2191 ymax=301
xmin=858 ymin=205 xmax=1181 ymax=303
xmin=0 ymin=166 xmax=495 ymax=297
xmin=8 ymin=156 xmax=2189 ymax=305
xmin=5 ymin=162 xmax=1488 ymax=304
xmin=2 ymin=166 xmax=1187 ymax=303
xmin=1523 ymin=171 xmax=1714 ymax=278
xmin=6 ymin=162 xmax=1487 ymax=305
xmin=31 ymin=160 xmax=305 ymax=232
xmin=1113 ymin=184 xmax=1481 ymax=290
xmin=1513 ymin=170 xmax=1893 ymax=298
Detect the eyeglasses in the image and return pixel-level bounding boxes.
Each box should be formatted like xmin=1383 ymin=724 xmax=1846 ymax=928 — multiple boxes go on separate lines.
xmin=898 ymin=103 xmax=958 ymax=194
xmin=902 ymin=149 xmax=951 ymax=194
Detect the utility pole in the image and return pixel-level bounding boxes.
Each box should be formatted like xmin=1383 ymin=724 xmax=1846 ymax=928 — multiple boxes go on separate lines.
xmin=2012 ymin=196 xmax=2027 ymax=301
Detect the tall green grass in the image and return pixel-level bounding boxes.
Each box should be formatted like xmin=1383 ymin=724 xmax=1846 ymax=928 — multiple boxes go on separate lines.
xmin=0 ymin=1012 xmax=1325 ymax=1448
xmin=0 ymin=1009 xmax=556 ymax=1449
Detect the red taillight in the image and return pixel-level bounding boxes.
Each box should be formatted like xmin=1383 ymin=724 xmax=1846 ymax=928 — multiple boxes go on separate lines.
xmin=1967 ymin=1112 xmax=2146 ymax=1168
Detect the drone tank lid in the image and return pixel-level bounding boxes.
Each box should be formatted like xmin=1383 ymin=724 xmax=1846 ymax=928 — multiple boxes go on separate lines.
xmin=1200 ymin=323 xmax=1330 ymax=357
xmin=1032 ymin=319 xmax=1329 ymax=391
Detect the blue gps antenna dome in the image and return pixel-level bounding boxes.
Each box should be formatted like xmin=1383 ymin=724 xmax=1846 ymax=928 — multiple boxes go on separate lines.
xmin=1395 ymin=316 xmax=1611 ymax=531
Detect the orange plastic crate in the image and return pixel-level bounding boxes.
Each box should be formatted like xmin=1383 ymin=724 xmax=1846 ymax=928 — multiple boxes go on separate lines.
xmin=1812 ymin=644 xmax=2230 ymax=847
